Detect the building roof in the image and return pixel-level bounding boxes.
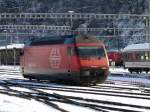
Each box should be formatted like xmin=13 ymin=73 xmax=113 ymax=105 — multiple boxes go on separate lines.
xmin=123 ymin=43 xmax=150 ymax=52
xmin=0 ymin=44 xmax=24 ymax=50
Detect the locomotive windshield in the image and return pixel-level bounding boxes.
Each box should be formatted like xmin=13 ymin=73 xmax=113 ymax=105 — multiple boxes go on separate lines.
xmin=78 ymin=46 xmax=105 ymax=57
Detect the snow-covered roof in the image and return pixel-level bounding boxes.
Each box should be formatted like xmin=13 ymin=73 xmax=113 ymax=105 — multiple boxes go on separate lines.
xmin=107 ymin=49 xmax=119 ymax=52
xmin=123 ymin=43 xmax=150 ymax=52
xmin=0 ymin=44 xmax=24 ymax=50
xmin=107 ymin=49 xmax=124 ymax=53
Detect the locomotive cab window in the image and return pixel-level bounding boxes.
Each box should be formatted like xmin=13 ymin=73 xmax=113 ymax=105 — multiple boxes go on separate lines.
xmin=77 ymin=46 xmax=105 ymax=57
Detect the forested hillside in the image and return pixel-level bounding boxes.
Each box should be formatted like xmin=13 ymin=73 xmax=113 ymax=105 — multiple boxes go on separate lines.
xmin=0 ymin=0 xmax=148 ymax=49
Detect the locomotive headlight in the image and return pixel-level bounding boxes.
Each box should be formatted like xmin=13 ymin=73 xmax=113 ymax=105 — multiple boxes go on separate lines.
xmin=101 ymin=67 xmax=108 ymax=69
xmin=91 ymin=66 xmax=98 ymax=68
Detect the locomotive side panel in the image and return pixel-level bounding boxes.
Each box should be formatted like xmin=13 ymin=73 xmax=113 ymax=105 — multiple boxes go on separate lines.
xmin=23 ymin=45 xmax=72 ymax=75
xmin=20 ymin=34 xmax=109 ymax=85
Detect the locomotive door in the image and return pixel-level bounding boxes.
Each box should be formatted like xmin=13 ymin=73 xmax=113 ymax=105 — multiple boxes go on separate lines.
xmin=67 ymin=46 xmax=72 ymax=71
xmin=67 ymin=46 xmax=79 ymax=72
xmin=67 ymin=46 xmax=78 ymax=72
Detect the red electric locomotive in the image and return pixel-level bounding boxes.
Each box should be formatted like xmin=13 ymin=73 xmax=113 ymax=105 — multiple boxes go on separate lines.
xmin=107 ymin=50 xmax=123 ymax=66
xmin=20 ymin=34 xmax=109 ymax=86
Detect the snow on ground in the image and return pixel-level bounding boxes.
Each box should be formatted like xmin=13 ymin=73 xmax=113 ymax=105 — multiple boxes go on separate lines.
xmin=109 ymin=66 xmax=149 ymax=75
xmin=0 ymin=66 xmax=99 ymax=112
xmin=0 ymin=66 xmax=150 ymax=111
xmin=0 ymin=93 xmax=98 ymax=112
xmin=0 ymin=91 xmax=96 ymax=112
xmin=52 ymin=102 xmax=95 ymax=112
xmin=0 ymin=94 xmax=59 ymax=112
xmin=109 ymin=67 xmax=150 ymax=84
xmin=44 ymin=89 xmax=150 ymax=112
xmin=0 ymin=65 xmax=21 ymax=71
xmin=108 ymin=76 xmax=150 ymax=84
xmin=45 ymin=89 xmax=149 ymax=107
xmin=109 ymin=67 xmax=129 ymax=74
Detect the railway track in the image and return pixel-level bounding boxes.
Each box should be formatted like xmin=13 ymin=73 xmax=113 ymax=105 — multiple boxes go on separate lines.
xmin=1 ymin=79 xmax=150 ymax=111
xmin=0 ymin=81 xmax=149 ymax=112
xmin=2 ymin=80 xmax=150 ymax=102
xmin=111 ymin=72 xmax=149 ymax=79
xmin=0 ymin=67 xmax=150 ymax=111
xmin=109 ymin=73 xmax=150 ymax=87
xmin=0 ymin=84 xmax=69 ymax=112
xmin=106 ymin=79 xmax=150 ymax=90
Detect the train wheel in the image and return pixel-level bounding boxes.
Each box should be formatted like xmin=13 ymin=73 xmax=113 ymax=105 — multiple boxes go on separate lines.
xmin=27 ymin=76 xmax=34 ymax=80
xmin=95 ymin=70 xmax=109 ymax=84
xmin=136 ymin=71 xmax=139 ymax=74
xmin=129 ymin=68 xmax=133 ymax=74
xmin=36 ymin=78 xmax=41 ymax=82
xmin=23 ymin=74 xmax=29 ymax=79
xmin=79 ymin=76 xmax=91 ymax=86
xmin=96 ymin=74 xmax=108 ymax=84
xmin=23 ymin=74 xmax=33 ymax=81
xmin=79 ymin=70 xmax=109 ymax=86
xmin=146 ymin=70 xmax=149 ymax=74
xmin=139 ymin=70 xmax=142 ymax=74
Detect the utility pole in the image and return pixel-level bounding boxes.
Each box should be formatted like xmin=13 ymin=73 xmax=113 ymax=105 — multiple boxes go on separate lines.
xmin=4 ymin=30 xmax=8 ymax=65
xmin=13 ymin=47 xmax=16 ymax=66
xmin=10 ymin=30 xmax=13 ymax=44
xmin=68 ymin=11 xmax=74 ymax=34
xmin=146 ymin=0 xmax=150 ymax=42
xmin=149 ymin=0 xmax=150 ymax=42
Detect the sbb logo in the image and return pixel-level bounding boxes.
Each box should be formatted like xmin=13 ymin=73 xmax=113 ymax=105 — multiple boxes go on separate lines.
xmin=49 ymin=48 xmax=61 ymax=68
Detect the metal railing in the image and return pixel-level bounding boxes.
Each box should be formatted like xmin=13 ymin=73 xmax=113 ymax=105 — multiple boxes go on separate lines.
xmin=0 ymin=13 xmax=148 ymax=19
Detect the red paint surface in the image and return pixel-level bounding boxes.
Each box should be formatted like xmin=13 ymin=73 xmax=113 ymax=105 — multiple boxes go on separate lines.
xmin=21 ymin=45 xmax=80 ymax=73
xmin=21 ymin=42 xmax=109 ymax=74
xmin=107 ymin=51 xmax=123 ymax=63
